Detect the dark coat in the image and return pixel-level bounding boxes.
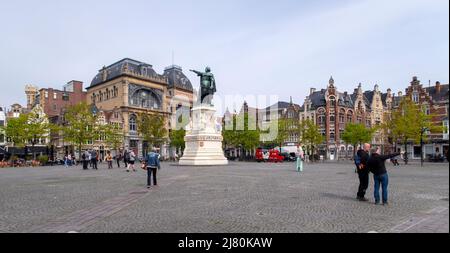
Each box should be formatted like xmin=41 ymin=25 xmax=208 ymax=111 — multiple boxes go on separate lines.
xmin=357 ymin=149 xmax=370 ymax=173
xmin=368 ymin=153 xmax=400 ymax=176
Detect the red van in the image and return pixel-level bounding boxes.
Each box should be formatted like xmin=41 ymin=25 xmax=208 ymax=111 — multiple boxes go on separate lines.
xmin=256 ymin=148 xmax=269 ymax=162
xmin=268 ymin=149 xmax=284 ymax=163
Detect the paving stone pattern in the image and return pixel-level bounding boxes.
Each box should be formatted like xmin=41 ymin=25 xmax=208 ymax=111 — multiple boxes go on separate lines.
xmin=0 ymin=161 xmax=448 ymax=233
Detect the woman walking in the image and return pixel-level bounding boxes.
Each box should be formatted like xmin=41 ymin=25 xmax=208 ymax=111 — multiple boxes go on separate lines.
xmin=296 ymin=144 xmax=304 ymax=173
xmin=126 ymin=149 xmax=137 ymax=172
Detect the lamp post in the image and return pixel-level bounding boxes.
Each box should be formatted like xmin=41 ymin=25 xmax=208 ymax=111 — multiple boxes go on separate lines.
xmin=420 ymin=127 xmax=428 ymax=167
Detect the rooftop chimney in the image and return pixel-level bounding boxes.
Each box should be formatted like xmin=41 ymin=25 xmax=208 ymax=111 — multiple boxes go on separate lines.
xmin=436 ymin=81 xmax=441 ymax=93
xmin=310 ymin=88 xmax=316 ymax=95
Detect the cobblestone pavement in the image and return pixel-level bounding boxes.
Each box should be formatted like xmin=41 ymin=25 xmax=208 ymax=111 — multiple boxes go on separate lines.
xmin=0 ymin=161 xmax=448 ymax=233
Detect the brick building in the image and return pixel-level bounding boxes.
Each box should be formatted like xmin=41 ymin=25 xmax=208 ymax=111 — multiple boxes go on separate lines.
xmin=399 ymin=76 xmax=449 ymax=159
xmin=33 ymin=80 xmax=87 ymax=117
xmin=299 ymin=77 xmax=393 ymax=159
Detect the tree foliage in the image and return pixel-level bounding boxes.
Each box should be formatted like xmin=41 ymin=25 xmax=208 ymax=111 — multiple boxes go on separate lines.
xmin=386 ymin=97 xmax=442 ymax=161
xmin=138 ymin=113 xmax=167 ymax=149
xmin=61 ymin=102 xmax=97 ymax=160
xmin=341 ymin=123 xmax=375 ymax=154
xmin=298 ymin=119 xmax=324 ymax=159
xmin=223 ymin=112 xmax=260 ymax=151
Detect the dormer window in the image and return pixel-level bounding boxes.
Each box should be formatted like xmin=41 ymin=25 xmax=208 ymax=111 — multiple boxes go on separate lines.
xmin=412 ymin=92 xmax=419 ymax=103
xmin=140 ymin=66 xmax=147 ymax=76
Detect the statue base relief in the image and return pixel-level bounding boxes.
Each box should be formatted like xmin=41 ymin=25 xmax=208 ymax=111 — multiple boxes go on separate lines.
xmin=179 ymin=105 xmax=228 ymax=166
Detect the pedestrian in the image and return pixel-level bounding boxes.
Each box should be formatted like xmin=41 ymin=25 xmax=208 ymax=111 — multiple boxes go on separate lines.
xmin=123 ymin=149 xmax=129 ymax=168
xmin=116 ymin=151 xmax=122 ymax=168
xmin=91 ymin=150 xmax=98 ymax=170
xmin=143 ymin=147 xmax=161 ymax=189
xmin=367 ymin=147 xmax=400 ymax=205
xmin=296 ymin=144 xmax=304 ymax=172
xmin=355 ymin=143 xmax=371 ymax=202
xmin=106 ymin=151 xmax=113 ymax=169
xmin=88 ymin=151 xmax=93 ymax=168
xmin=82 ymin=151 xmax=89 ymax=170
xmin=64 ymin=154 xmax=69 ymax=168
xmin=126 ymin=149 xmax=136 ymax=172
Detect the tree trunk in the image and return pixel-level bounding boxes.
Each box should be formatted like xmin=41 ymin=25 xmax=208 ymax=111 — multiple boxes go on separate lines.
xmin=32 ymin=142 xmax=36 ymax=160
xmin=78 ymin=143 xmax=82 ymax=162
xmin=404 ymin=140 xmax=408 ymax=165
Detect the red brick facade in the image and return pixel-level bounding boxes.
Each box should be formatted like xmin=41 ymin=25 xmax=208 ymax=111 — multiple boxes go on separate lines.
xmin=38 ymin=81 xmax=87 ymax=117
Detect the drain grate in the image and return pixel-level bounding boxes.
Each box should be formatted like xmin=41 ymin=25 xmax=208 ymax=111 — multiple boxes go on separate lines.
xmin=441 ymin=198 xmax=449 ymax=201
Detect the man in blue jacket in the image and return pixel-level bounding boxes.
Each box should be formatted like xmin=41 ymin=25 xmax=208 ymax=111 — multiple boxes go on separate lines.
xmin=144 ymin=148 xmax=161 ymax=189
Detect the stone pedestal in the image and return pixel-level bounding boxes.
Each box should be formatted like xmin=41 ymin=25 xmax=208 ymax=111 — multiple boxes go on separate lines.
xmin=179 ymin=105 xmax=228 ymax=166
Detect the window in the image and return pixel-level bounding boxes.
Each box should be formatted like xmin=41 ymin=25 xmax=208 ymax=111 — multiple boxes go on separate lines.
xmin=44 ymin=91 xmax=48 ymax=98
xmin=347 ymin=111 xmax=353 ymax=123
xmin=0 ymin=120 xmax=4 ymax=127
xmin=330 ymin=115 xmax=335 ymax=123
xmin=329 ymin=96 xmax=336 ymax=107
xmin=53 ymin=104 xmax=57 ymax=111
xmin=130 ymin=140 xmax=138 ymax=148
xmin=0 ymin=134 xmax=4 ymax=143
xmin=413 ymin=92 xmax=419 ymax=103
xmin=129 ymin=115 xmax=137 ymax=132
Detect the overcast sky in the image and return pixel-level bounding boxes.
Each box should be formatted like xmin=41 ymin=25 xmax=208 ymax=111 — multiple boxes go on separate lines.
xmin=0 ymin=0 xmax=448 ymax=114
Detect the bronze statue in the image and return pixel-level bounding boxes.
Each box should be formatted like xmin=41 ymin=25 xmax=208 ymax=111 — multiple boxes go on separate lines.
xmin=190 ymin=67 xmax=216 ymax=105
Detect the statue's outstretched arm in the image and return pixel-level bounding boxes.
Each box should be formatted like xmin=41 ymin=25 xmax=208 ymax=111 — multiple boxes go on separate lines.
xmin=189 ymin=70 xmax=202 ymax=76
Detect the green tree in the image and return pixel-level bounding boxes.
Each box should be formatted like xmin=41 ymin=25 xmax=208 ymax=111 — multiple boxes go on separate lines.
xmin=61 ymin=102 xmax=97 ymax=160
xmin=169 ymin=128 xmax=186 ymax=156
xmin=3 ymin=114 xmax=29 ymax=160
xmin=261 ymin=118 xmax=293 ymax=148
xmin=138 ymin=113 xmax=168 ymax=152
xmin=341 ymin=123 xmax=375 ymax=156
xmin=388 ymin=98 xmax=442 ymax=164
xmin=298 ymin=119 xmax=324 ymax=161
xmin=23 ymin=112 xmax=51 ymax=160
xmin=223 ymin=112 xmax=260 ymax=159
xmin=103 ymin=123 xmax=124 ymax=156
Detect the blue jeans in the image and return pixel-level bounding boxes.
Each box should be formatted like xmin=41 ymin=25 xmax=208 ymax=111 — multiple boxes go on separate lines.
xmin=373 ymin=173 xmax=389 ymax=203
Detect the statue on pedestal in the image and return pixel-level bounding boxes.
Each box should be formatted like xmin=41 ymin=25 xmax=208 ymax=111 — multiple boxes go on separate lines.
xmin=190 ymin=67 xmax=216 ymax=106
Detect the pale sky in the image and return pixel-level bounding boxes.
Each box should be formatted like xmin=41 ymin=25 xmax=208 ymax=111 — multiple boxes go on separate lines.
xmin=0 ymin=0 xmax=448 ymax=114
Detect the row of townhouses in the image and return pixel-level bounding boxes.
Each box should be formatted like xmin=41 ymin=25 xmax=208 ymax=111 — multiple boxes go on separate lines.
xmin=0 ymin=57 xmax=448 ymax=161
xmin=224 ymin=76 xmax=449 ymax=160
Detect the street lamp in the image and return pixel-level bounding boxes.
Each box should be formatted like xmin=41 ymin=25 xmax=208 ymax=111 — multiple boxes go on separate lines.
xmin=420 ymin=127 xmax=429 ymax=167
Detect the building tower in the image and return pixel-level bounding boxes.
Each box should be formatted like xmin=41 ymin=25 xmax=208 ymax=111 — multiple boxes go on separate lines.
xmin=25 ymin=84 xmax=38 ymax=110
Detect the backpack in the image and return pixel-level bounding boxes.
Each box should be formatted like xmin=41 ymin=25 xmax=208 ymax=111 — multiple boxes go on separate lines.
xmin=354 ymin=153 xmax=361 ymax=167
xmin=124 ymin=151 xmax=130 ymax=160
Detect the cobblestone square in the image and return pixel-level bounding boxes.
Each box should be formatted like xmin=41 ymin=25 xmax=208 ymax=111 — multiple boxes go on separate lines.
xmin=0 ymin=161 xmax=448 ymax=233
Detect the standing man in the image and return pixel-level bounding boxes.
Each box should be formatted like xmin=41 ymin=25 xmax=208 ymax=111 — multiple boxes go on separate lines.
xmin=91 ymin=150 xmax=98 ymax=170
xmin=143 ymin=148 xmax=161 ymax=189
xmin=367 ymin=147 xmax=400 ymax=205
xmin=355 ymin=143 xmax=371 ymax=201
xmin=82 ymin=151 xmax=88 ymax=170
xmin=123 ymin=148 xmax=129 ymax=168
xmin=116 ymin=150 xmax=122 ymax=168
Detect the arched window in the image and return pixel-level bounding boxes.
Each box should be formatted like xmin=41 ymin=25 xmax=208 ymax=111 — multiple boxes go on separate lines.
xmin=130 ymin=89 xmax=161 ymax=109
xmin=347 ymin=110 xmax=353 ymax=123
xmin=129 ymin=114 xmax=137 ymax=132
xmin=317 ymin=108 xmax=326 ymax=126
xmin=329 ymin=96 xmax=336 ymax=107
xmin=339 ymin=109 xmax=345 ymax=123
